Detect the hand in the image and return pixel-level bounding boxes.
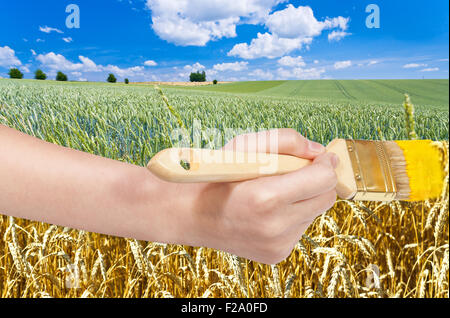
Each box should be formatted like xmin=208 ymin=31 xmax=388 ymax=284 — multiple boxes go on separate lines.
xmin=183 ymin=129 xmax=339 ymax=264
xmin=0 ymin=125 xmax=337 ymax=265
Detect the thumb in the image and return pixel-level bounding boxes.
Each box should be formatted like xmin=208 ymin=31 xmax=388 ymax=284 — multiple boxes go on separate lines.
xmin=313 ymin=152 xmax=339 ymax=169
xmin=223 ymin=129 xmax=326 ymax=160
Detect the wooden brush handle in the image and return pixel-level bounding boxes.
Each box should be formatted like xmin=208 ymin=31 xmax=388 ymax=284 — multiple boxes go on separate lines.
xmin=148 ymin=148 xmax=311 ymax=183
xmin=147 ymin=139 xmax=356 ymax=199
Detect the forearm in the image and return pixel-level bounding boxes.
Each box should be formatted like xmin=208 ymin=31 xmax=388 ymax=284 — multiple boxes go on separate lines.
xmin=0 ymin=125 xmax=199 ymax=244
xmin=0 ymin=125 xmax=338 ymax=264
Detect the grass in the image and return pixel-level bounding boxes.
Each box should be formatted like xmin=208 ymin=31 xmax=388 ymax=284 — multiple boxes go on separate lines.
xmin=189 ymin=80 xmax=287 ymax=94
xmin=0 ymin=79 xmax=448 ymax=298
xmin=189 ymin=79 xmax=449 ymax=109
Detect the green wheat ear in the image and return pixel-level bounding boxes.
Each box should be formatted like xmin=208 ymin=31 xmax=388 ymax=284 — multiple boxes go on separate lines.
xmin=403 ymin=94 xmax=418 ymax=140
xmin=377 ymin=127 xmax=385 ymax=141
xmin=154 ymin=85 xmax=193 ymax=147
xmin=154 ymin=85 xmax=186 ymax=130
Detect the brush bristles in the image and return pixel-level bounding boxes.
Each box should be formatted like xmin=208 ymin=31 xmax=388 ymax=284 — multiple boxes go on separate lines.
xmin=384 ymin=141 xmax=411 ymax=200
xmin=385 ymin=140 xmax=444 ymax=201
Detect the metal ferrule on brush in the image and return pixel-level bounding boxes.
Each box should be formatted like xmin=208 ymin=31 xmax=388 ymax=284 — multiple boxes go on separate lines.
xmin=346 ymin=140 xmax=397 ymax=202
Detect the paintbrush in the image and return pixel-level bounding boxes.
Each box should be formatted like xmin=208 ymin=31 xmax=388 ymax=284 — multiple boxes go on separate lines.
xmin=147 ymin=139 xmax=445 ymax=202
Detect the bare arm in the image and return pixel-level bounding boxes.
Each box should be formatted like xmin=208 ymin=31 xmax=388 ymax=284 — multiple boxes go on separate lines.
xmin=0 ymin=125 xmax=338 ymax=264
xmin=0 ymin=124 xmax=195 ymax=244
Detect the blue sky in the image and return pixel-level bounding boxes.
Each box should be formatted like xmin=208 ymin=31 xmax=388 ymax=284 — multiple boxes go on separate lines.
xmin=0 ymin=0 xmax=448 ymax=82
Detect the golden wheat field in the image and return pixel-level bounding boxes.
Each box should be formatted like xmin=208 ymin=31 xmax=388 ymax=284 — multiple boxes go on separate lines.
xmin=0 ymin=141 xmax=448 ymax=298
xmin=0 ymin=79 xmax=448 ymax=298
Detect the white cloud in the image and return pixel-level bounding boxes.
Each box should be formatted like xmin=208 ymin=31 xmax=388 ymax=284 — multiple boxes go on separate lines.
xmin=0 ymin=46 xmax=22 ymax=67
xmin=62 ymin=37 xmax=73 ymax=43
xmin=184 ymin=62 xmax=206 ymax=72
xmin=328 ymin=30 xmax=351 ymax=42
xmin=103 ymin=65 xmax=145 ymax=77
xmin=78 ymin=78 xmax=88 ymax=82
xmin=278 ymin=56 xmax=306 ymax=67
xmin=35 ymin=53 xmax=76 ymax=71
xmin=322 ymin=16 xmax=349 ymax=33
xmin=229 ymin=5 xmax=349 ymax=59
xmin=314 ymin=60 xmax=319 ymax=64
xmin=151 ymin=15 xmax=238 ymax=46
xmin=71 ymin=72 xmax=82 ymax=77
xmin=35 ymin=52 xmax=145 ymax=78
xmin=421 ymin=67 xmax=439 ymax=72
xmin=213 ymin=61 xmax=248 ymax=72
xmin=207 ymin=69 xmax=218 ymax=77
xmin=146 ymin=0 xmax=286 ymax=46
xmin=36 ymin=39 xmax=45 ymax=43
xmin=228 ymin=32 xmax=307 ymax=59
xmin=144 ymin=60 xmax=158 ymax=66
xmin=334 ymin=60 xmax=352 ymax=69
xmin=266 ymin=5 xmax=320 ymax=38
xmin=39 ymin=26 xmax=64 ymax=34
xmin=172 ymin=62 xmax=207 ymax=80
xmin=358 ymin=60 xmax=378 ymax=67
xmin=277 ymin=66 xmax=325 ymax=80
xmin=21 ymin=66 xmax=31 ymax=73
xmin=266 ymin=5 xmax=348 ymax=39
xmin=30 ymin=49 xmax=37 ymax=56
xmin=36 ymin=53 xmax=99 ymax=72
xmin=78 ymin=56 xmax=100 ymax=72
xmin=403 ymin=63 xmax=427 ymax=69
xmin=249 ymin=68 xmax=274 ymax=80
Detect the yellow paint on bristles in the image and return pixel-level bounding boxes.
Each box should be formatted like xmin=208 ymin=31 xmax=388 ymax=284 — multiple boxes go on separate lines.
xmin=395 ymin=140 xmax=444 ymax=201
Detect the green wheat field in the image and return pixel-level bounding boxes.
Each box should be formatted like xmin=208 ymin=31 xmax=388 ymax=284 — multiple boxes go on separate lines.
xmin=0 ymin=78 xmax=448 ymax=298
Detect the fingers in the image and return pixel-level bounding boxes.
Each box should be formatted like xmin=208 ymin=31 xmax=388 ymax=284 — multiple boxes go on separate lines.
xmin=223 ymin=128 xmax=325 ymax=160
xmin=286 ymin=189 xmax=338 ymax=225
xmin=250 ymin=152 xmax=339 ymax=204
xmin=262 ymin=189 xmax=337 ymax=253
xmin=243 ymin=189 xmax=337 ymax=264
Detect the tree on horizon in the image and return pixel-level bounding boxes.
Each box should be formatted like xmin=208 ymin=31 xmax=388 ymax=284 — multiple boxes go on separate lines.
xmin=107 ymin=73 xmax=117 ymax=83
xmin=56 ymin=71 xmax=68 ymax=81
xmin=190 ymin=71 xmax=206 ymax=82
xmin=35 ymin=69 xmax=47 ymax=80
xmin=8 ymin=68 xmax=24 ymax=79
